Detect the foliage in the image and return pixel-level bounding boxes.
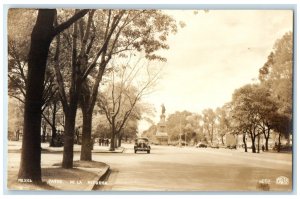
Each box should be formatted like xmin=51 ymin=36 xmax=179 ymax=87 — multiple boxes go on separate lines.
xmin=166 ymin=111 xmax=201 ymax=143
xmin=259 ymin=31 xmax=293 ymax=128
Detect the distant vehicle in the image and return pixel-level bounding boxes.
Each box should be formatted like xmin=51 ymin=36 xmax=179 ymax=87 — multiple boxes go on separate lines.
xmin=227 ymin=145 xmax=237 ymax=149
xmin=196 ymin=142 xmax=207 ymax=148
xmin=134 ymin=138 xmax=151 ymax=154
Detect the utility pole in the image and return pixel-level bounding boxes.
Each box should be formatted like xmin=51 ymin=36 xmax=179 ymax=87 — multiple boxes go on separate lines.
xmin=179 ymin=116 xmax=182 ymax=147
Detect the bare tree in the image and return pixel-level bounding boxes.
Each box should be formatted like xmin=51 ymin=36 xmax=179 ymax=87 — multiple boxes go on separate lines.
xmin=98 ymin=56 xmax=161 ymax=151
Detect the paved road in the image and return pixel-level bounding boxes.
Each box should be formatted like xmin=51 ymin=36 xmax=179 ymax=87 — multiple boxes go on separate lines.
xmin=93 ymin=144 xmax=293 ymax=191
xmin=7 ymin=142 xmax=292 ymax=192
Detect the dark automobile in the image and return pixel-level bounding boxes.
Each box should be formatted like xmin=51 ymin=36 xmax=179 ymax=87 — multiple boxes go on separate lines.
xmin=134 ymin=138 xmax=151 ymax=153
xmin=196 ymin=142 xmax=207 ymax=148
xmin=227 ymin=145 xmax=237 ymax=149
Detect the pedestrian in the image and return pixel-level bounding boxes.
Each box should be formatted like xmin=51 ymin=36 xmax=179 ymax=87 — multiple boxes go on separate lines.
xmin=262 ymin=145 xmax=265 ymax=152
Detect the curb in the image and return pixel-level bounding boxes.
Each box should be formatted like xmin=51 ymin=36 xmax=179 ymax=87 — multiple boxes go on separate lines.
xmin=83 ymin=165 xmax=110 ymax=191
xmin=8 ymin=147 xmax=125 ymax=154
xmin=91 ymin=167 xmax=111 ymax=190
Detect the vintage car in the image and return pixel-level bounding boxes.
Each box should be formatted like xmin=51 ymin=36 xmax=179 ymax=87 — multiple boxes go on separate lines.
xmin=134 ymin=138 xmax=151 ymax=153
xmin=196 ymin=142 xmax=208 ymax=148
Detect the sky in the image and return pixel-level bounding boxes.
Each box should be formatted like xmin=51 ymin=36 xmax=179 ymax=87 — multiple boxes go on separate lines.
xmin=138 ymin=10 xmax=293 ymax=133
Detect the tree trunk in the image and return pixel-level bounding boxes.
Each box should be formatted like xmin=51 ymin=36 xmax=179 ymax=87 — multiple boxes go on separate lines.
xmin=115 ymin=133 xmax=119 ymax=148
xmin=263 ymin=127 xmax=270 ymax=151
xmin=243 ymin=133 xmax=247 ymax=152
xmin=16 ymin=130 xmax=20 ymax=141
xmin=221 ymin=135 xmax=224 ymax=146
xmin=265 ymin=138 xmax=269 ymax=151
xmin=109 ymin=119 xmax=116 ymax=151
xmin=277 ymin=133 xmax=282 ymax=152
xmin=265 ymin=129 xmax=270 ymax=151
xmin=115 ymin=133 xmax=118 ymax=147
xmin=251 ymin=139 xmax=256 ymax=153
xmin=42 ymin=124 xmax=46 ymax=143
xmin=18 ymin=9 xmax=56 ymax=183
xmin=62 ymin=107 xmax=77 ymax=168
xmin=50 ymin=102 xmax=57 ymax=147
xmin=80 ymin=110 xmax=93 ymax=161
xmin=118 ymin=133 xmax=122 ymax=147
xmin=50 ymin=126 xmax=57 ymax=147
xmin=257 ymin=134 xmax=260 ymax=153
xmin=250 ymin=133 xmax=256 ymax=153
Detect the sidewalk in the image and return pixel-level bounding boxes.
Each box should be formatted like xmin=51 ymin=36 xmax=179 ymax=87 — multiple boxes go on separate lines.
xmin=8 ymin=141 xmax=125 ymax=153
xmin=7 ymin=160 xmax=110 ymax=191
xmin=7 ymin=141 xmax=116 ymax=191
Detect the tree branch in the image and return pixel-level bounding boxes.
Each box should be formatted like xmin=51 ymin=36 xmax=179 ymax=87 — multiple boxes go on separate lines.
xmin=52 ymin=9 xmax=90 ymax=37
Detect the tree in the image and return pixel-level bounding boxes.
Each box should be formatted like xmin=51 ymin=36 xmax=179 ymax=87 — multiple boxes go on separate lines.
xmin=8 ymin=38 xmax=62 ymax=146
xmin=53 ymin=10 xmax=107 ymax=168
xmin=228 ymin=32 xmax=293 ymax=154
xmin=97 ymin=57 xmax=160 ymax=151
xmin=184 ymin=114 xmax=201 ymax=145
xmin=202 ymin=109 xmax=216 ymax=144
xmin=259 ymin=32 xmax=293 ymax=149
xmin=41 ymin=93 xmax=63 ymax=146
xmin=231 ymin=85 xmax=259 ymax=153
xmin=94 ymin=118 xmax=111 ymax=139
xmin=13 ymin=8 xmax=89 ymax=183
xmin=8 ymin=98 xmax=24 ymax=140
xmin=78 ymin=9 xmax=178 ymax=160
xmin=230 ymin=84 xmax=278 ymax=153
xmin=215 ymin=104 xmax=232 ymax=146
xmin=254 ymin=85 xmax=278 ymax=151
xmin=8 ymin=13 xmax=60 ymax=145
xmin=142 ymin=125 xmax=158 ymax=142
xmin=117 ymin=116 xmax=139 ymax=147
xmin=166 ymin=111 xmax=201 ymax=144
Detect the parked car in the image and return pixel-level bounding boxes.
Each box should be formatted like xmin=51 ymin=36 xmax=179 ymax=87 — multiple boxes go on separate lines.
xmin=196 ymin=142 xmax=207 ymax=148
xmin=227 ymin=145 xmax=237 ymax=149
xmin=134 ymin=138 xmax=151 ymax=153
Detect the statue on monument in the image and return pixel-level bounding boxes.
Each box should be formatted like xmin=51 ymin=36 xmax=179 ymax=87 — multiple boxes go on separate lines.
xmin=156 ymin=103 xmax=168 ymax=145
xmin=160 ymin=104 xmax=166 ymax=122
xmin=161 ymin=104 xmax=166 ymax=115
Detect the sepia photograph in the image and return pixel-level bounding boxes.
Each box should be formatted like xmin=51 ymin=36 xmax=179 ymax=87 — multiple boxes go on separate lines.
xmin=6 ymin=7 xmax=294 ymax=192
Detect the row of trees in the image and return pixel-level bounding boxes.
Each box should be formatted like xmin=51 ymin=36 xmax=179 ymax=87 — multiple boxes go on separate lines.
xmin=230 ymin=31 xmax=293 ymax=153
xmin=8 ymin=9 xmax=179 ymax=183
xmin=142 ymin=32 xmax=293 ymax=153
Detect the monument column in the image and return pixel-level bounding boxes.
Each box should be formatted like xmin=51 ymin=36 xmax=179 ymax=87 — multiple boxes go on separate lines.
xmin=155 ymin=104 xmax=168 ymax=145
